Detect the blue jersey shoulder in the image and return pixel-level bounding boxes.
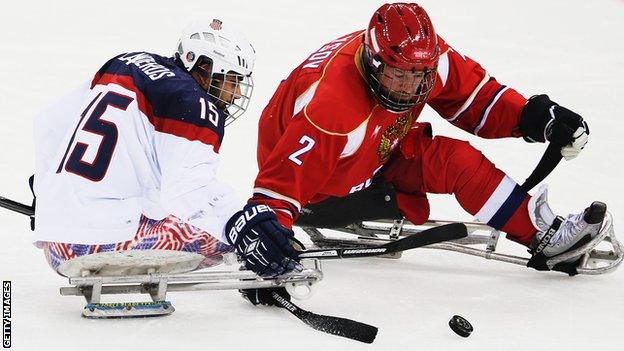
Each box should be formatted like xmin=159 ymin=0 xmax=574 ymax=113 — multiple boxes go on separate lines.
xmin=94 ymin=52 xmax=226 ymax=144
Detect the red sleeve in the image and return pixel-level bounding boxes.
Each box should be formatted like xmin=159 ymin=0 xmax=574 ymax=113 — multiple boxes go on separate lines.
xmin=252 ymin=110 xmax=347 ymax=228
xmin=427 ymin=36 xmax=527 ymax=138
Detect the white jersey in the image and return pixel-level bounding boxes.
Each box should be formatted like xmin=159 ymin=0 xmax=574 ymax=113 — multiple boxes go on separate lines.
xmin=33 ymin=52 xmax=242 ymax=245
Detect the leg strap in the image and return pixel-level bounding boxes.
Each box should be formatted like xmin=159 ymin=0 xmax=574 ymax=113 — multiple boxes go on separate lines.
xmin=527 ymin=216 xmax=580 ymax=276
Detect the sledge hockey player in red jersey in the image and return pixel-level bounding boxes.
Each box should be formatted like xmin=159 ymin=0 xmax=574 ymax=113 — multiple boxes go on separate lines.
xmin=224 ymin=3 xmax=606 ymax=277
xmin=32 ymin=19 xmax=256 ymax=277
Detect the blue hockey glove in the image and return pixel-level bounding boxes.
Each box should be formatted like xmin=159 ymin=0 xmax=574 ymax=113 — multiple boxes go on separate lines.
xmin=225 ymin=204 xmax=303 ymax=277
xmin=520 ymin=94 xmax=589 ymax=160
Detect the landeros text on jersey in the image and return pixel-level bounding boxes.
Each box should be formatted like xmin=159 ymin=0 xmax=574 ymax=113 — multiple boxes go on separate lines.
xmin=118 ymin=52 xmax=176 ymax=80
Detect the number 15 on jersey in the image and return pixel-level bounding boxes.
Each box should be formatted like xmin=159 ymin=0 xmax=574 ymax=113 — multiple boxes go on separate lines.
xmin=56 ymin=90 xmax=134 ymax=182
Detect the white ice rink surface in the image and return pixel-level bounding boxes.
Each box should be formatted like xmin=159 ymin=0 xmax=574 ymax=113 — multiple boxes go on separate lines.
xmin=1 ymin=0 xmax=623 ymax=350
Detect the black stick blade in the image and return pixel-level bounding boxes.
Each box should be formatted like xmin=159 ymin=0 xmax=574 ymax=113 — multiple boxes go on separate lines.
xmin=300 ymin=222 xmax=468 ymax=259
xmin=383 ymin=222 xmax=467 ymax=253
xmin=271 ymin=292 xmax=377 ymax=344
xmin=296 ymin=309 xmax=378 ymax=344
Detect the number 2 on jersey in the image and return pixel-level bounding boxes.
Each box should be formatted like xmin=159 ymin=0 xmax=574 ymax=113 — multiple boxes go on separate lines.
xmin=288 ymin=135 xmax=316 ymax=166
xmin=57 ymin=91 xmax=134 ymax=181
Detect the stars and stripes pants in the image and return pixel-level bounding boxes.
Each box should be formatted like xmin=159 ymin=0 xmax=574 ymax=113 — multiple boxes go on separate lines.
xmin=39 ymin=215 xmax=233 ymax=272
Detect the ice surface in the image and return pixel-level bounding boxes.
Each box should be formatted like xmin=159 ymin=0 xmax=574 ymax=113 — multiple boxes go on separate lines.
xmin=1 ymin=0 xmax=622 ymax=350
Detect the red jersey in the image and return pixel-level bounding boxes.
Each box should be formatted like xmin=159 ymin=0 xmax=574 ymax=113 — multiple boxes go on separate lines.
xmin=253 ymin=31 xmax=527 ymax=227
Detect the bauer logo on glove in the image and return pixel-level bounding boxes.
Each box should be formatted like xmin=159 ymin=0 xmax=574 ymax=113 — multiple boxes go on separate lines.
xmin=225 ymin=204 xmax=303 ymax=277
xmin=227 ymin=204 xmax=274 ymax=243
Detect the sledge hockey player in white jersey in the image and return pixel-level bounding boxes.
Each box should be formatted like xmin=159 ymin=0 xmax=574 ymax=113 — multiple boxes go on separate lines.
xmin=32 ymin=19 xmax=256 ymax=277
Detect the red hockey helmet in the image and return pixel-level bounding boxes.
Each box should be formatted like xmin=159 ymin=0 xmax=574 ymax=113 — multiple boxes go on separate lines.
xmin=362 ymin=3 xmax=440 ymax=112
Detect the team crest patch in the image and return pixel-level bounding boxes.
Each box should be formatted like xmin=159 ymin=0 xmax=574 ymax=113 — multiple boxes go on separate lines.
xmin=210 ymin=19 xmax=223 ymax=30
xmin=377 ymin=112 xmax=413 ymax=162
xmin=186 ymin=51 xmax=195 ymax=62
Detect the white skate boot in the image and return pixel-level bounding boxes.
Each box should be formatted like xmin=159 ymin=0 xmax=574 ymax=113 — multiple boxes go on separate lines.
xmin=527 ymin=185 xmax=607 ymax=275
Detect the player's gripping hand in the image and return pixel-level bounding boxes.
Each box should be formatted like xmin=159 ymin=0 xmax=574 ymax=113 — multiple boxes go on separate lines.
xmin=519 ymin=94 xmax=589 ymax=160
xmin=225 ymin=204 xmax=303 ymax=277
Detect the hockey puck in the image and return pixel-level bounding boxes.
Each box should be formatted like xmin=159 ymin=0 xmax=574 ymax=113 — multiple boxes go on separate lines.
xmin=448 ymin=315 xmax=473 ymax=338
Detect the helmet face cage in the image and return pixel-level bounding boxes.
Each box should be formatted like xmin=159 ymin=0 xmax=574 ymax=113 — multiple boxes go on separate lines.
xmin=208 ymin=72 xmax=254 ymax=126
xmin=362 ymin=46 xmax=436 ymax=112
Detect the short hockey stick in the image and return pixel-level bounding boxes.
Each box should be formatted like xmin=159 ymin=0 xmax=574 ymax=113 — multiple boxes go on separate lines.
xmin=0 ymin=196 xmax=34 ymax=217
xmin=299 ymin=222 xmax=467 ymax=259
xmin=521 ymin=142 xmax=562 ymax=192
xmin=269 ymin=291 xmax=378 ymax=344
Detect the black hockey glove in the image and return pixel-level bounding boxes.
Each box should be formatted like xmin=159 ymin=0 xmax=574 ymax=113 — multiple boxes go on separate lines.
xmin=519 ymin=94 xmax=589 ymax=160
xmin=225 ymin=204 xmax=303 ymax=277
xmin=240 ymin=287 xmax=291 ymax=306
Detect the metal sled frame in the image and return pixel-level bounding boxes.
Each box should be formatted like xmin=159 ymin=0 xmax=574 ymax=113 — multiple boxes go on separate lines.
xmin=59 ymin=260 xmax=323 ymax=317
xmin=300 ymin=212 xmax=622 ymax=275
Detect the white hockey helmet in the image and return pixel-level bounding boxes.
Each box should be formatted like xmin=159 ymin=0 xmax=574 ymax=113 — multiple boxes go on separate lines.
xmin=176 ymin=18 xmax=256 ymax=125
